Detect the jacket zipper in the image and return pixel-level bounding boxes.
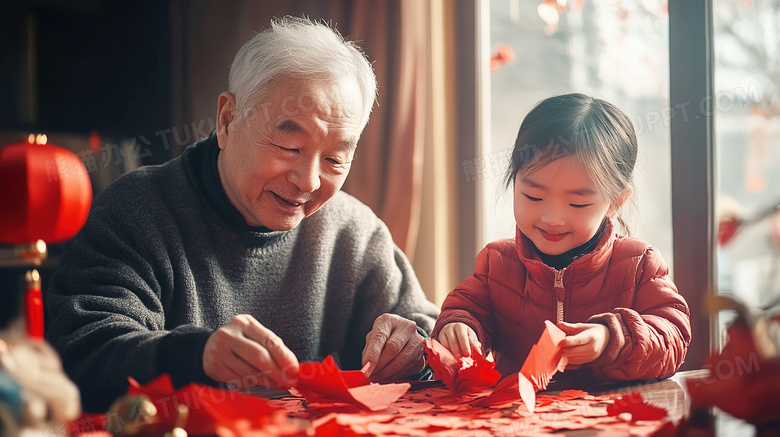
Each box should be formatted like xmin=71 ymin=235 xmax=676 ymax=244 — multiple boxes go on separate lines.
xmin=554 ymin=268 xmax=565 ymax=324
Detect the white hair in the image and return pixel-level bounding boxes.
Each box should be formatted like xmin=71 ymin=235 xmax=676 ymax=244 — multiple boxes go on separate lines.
xmin=228 ymin=17 xmax=377 ymax=132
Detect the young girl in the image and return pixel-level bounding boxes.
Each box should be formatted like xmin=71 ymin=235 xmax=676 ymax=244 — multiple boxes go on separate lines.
xmin=433 ymin=93 xmax=691 ymax=382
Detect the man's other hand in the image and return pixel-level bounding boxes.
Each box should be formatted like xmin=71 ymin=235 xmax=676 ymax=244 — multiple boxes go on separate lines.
xmin=203 ymin=314 xmax=299 ymax=389
xmin=361 ymin=313 xmax=425 ymax=381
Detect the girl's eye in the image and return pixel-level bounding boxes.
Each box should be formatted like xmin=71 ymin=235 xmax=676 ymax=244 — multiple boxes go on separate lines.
xmin=523 ymin=194 xmax=542 ymax=202
xmin=570 ymin=203 xmax=591 ymax=208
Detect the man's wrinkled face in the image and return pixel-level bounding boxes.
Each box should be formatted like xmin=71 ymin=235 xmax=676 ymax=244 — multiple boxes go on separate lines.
xmin=216 ymin=78 xmax=364 ymax=230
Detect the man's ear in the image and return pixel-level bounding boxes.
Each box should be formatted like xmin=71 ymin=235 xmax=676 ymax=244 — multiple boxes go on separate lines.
xmin=607 ymin=187 xmax=633 ymax=217
xmin=216 ymin=91 xmax=237 ymax=149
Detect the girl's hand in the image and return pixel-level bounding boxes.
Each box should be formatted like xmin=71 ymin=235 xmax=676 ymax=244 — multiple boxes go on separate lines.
xmin=557 ymin=321 xmax=610 ymax=365
xmin=437 ymin=322 xmax=482 ymax=359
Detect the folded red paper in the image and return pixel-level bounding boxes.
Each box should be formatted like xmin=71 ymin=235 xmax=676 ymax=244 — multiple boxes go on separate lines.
xmin=473 ymin=320 xmax=567 ymax=413
xmin=423 ymin=338 xmax=501 ymax=396
xmin=294 ymin=355 xmax=411 ymax=411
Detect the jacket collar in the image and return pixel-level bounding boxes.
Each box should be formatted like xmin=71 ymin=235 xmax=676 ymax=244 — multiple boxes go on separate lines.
xmin=514 ymin=218 xmax=618 ymax=283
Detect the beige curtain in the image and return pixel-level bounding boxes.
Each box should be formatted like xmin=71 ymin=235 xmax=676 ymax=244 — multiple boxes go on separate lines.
xmin=341 ymin=0 xmax=428 ymax=261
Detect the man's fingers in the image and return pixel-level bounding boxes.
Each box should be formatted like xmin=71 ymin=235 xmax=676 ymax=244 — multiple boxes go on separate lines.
xmin=222 ymin=353 xmax=266 ymax=388
xmin=375 ymin=355 xmax=423 ymax=382
xmin=362 ymin=320 xmax=391 ymax=370
xmin=239 ymin=316 xmax=300 ymax=373
xmin=371 ymin=337 xmax=423 ymax=381
xmin=373 ymin=324 xmax=417 ymax=375
xmin=231 ymin=338 xmax=296 ymax=387
xmin=203 ymin=315 xmax=300 ymax=388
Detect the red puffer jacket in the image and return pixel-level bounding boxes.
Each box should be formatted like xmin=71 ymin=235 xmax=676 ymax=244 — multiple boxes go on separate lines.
xmin=432 ymin=219 xmax=691 ymax=381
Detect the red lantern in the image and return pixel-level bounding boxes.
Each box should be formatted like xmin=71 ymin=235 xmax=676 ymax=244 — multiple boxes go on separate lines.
xmin=0 ymin=134 xmax=92 ymax=244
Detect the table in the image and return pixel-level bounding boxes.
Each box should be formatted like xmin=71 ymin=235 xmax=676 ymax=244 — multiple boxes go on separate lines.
xmin=259 ymin=370 xmax=758 ymax=436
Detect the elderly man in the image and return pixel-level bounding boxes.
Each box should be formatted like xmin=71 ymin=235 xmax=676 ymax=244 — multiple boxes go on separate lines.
xmin=45 ymin=17 xmax=439 ymax=412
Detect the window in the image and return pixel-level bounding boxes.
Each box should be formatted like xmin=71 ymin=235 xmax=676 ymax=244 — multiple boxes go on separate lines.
xmin=713 ymin=0 xmax=780 ymax=339
xmin=484 ymin=0 xmax=673 ymax=267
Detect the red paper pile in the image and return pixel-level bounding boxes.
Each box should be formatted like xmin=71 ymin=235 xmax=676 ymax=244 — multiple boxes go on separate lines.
xmin=293 ymin=355 xmax=411 ymax=411
xmin=426 ymin=320 xmax=568 ymax=413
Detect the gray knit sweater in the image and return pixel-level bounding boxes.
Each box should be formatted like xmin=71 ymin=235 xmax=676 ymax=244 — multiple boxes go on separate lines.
xmin=45 ymin=134 xmax=439 ymax=411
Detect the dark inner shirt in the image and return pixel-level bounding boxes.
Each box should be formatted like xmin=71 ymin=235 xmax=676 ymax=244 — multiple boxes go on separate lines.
xmin=184 ymin=132 xmax=271 ymax=232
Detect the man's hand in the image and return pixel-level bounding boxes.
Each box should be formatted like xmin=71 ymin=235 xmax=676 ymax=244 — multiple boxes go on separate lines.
xmin=203 ymin=314 xmax=299 ymax=390
xmin=437 ymin=322 xmax=482 ymax=359
xmin=361 ymin=313 xmax=425 ymax=381
xmin=558 ymin=321 xmax=610 ymax=365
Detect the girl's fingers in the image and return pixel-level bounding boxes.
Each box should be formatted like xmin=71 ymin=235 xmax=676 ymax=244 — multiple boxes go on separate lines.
xmin=456 ymin=326 xmax=472 ymax=357
xmin=441 ymin=329 xmax=463 ymax=358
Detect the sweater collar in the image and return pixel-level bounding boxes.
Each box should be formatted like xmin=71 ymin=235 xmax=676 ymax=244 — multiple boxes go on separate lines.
xmin=514 ymin=218 xmax=617 ymax=279
xmin=182 ymin=131 xmax=290 ymax=241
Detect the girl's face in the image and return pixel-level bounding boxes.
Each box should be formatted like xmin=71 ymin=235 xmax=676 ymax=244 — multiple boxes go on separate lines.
xmin=513 ymin=156 xmax=614 ymax=256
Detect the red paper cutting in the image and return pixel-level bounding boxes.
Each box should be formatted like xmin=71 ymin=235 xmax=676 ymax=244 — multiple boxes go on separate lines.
xmin=520 ymin=320 xmax=568 ymax=391
xmin=295 ymin=355 xmax=410 ymax=411
xmin=473 ymin=320 xmax=567 ymax=413
xmin=471 ymin=371 xmax=534 ymax=409
xmin=606 ymin=392 xmax=668 ymax=422
xmin=423 ymin=338 xmax=501 ymax=395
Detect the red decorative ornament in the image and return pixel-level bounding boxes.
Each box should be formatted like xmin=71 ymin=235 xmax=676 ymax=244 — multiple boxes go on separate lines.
xmin=0 ymin=134 xmax=92 ymax=244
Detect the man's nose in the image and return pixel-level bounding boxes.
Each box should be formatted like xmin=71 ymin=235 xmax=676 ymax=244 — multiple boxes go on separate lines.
xmin=288 ymin=158 xmax=321 ymax=193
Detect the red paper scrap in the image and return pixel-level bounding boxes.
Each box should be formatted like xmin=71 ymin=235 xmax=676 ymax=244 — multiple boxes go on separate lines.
xmin=347 ymin=382 xmax=412 ymax=412
xmin=472 ymin=371 xmax=535 ymax=410
xmin=606 ymin=392 xmax=668 ymax=422
xmin=295 ymin=355 xmax=410 ymax=411
xmin=473 ymin=320 xmax=567 ymax=413
xmin=520 ymin=320 xmax=568 ymax=392
xmin=423 ymin=338 xmax=501 ymax=395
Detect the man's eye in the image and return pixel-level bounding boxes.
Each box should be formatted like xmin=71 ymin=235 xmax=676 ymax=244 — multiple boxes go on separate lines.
xmin=277 ymin=145 xmax=299 ymax=154
xmin=524 ymin=194 xmax=542 ymax=201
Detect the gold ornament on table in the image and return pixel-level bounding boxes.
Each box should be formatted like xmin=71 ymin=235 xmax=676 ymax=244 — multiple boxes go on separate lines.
xmin=106 ymin=394 xmax=188 ymax=437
